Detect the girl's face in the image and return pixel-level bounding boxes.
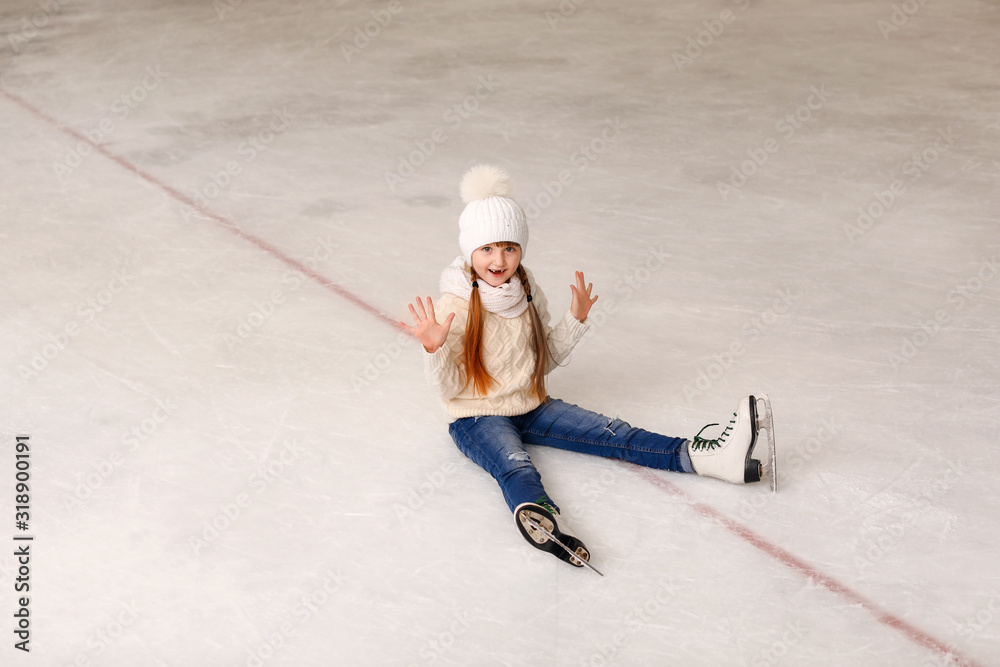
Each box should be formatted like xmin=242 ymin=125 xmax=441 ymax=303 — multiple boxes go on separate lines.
xmin=471 ymin=243 xmax=522 ymax=287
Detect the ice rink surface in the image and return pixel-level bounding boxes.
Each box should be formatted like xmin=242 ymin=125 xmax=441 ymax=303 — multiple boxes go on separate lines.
xmin=2 ymin=0 xmax=999 ymax=664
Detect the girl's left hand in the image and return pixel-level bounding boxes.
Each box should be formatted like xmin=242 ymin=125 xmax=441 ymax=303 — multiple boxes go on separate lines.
xmin=569 ymin=271 xmax=598 ymax=323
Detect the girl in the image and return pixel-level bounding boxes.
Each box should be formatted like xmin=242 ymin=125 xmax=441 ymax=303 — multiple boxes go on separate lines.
xmin=403 ymin=164 xmax=770 ymax=570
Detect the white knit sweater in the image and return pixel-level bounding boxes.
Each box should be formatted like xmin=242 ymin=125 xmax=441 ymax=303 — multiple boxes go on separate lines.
xmin=424 ymin=284 xmax=589 ymax=419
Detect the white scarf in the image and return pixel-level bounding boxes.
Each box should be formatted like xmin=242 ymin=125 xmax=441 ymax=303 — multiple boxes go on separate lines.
xmin=439 ymin=256 xmax=531 ymax=319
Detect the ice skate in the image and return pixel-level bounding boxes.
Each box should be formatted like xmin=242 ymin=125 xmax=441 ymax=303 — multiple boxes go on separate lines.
xmin=514 ymin=500 xmax=600 ymax=574
xmin=689 ymin=395 xmax=762 ymax=485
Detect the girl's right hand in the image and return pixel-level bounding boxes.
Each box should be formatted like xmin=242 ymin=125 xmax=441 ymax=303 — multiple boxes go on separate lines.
xmin=403 ymin=296 xmax=455 ymax=353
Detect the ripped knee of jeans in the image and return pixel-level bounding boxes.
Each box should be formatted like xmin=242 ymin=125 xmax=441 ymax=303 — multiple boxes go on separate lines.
xmin=604 ymin=415 xmax=631 ymax=436
xmin=507 ymin=451 xmax=531 ymax=463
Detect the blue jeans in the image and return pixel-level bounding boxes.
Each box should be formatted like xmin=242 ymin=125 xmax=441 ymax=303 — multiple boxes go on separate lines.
xmin=448 ymin=398 xmax=693 ymax=513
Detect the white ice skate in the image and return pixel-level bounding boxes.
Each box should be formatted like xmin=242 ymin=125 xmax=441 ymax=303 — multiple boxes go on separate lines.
xmin=689 ymin=395 xmax=777 ymax=492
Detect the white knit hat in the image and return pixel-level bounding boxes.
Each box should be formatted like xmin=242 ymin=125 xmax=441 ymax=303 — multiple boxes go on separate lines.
xmin=458 ymin=164 xmax=528 ymax=264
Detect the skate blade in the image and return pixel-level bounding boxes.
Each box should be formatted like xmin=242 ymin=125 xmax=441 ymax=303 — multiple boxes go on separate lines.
xmin=744 ymin=395 xmax=762 ymax=484
xmin=517 ymin=509 xmax=556 ymax=545
xmin=755 ymin=394 xmax=777 ymax=493
xmin=523 ymin=516 xmax=604 ymax=577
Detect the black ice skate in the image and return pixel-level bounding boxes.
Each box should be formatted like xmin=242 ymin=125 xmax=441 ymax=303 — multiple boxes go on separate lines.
xmin=514 ymin=501 xmax=603 ymax=576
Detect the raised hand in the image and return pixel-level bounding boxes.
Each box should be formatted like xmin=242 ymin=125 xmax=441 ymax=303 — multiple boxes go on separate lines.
xmin=569 ymin=271 xmax=598 ymax=323
xmin=403 ymin=296 xmax=455 ymax=353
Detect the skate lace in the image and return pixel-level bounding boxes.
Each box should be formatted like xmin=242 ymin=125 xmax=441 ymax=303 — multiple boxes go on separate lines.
xmin=534 ymin=497 xmax=559 ymax=516
xmin=690 ymin=412 xmax=737 ymax=452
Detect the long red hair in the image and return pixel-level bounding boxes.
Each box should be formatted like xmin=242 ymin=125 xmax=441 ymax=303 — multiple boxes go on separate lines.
xmin=462 ymin=257 xmax=549 ymax=403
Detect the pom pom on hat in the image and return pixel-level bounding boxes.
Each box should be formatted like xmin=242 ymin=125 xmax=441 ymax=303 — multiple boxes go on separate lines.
xmin=458 ymin=164 xmax=528 ymax=264
xmin=460 ymin=164 xmax=514 ymax=203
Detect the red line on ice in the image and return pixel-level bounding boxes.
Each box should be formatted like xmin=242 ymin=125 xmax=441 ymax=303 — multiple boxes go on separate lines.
xmin=0 ymin=87 xmax=404 ymax=333
xmin=632 ymin=467 xmax=983 ymax=667
xmin=3 ymin=85 xmax=982 ymax=667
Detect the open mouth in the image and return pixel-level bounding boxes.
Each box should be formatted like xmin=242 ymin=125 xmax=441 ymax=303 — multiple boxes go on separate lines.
xmin=489 ymin=269 xmax=506 ymax=277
